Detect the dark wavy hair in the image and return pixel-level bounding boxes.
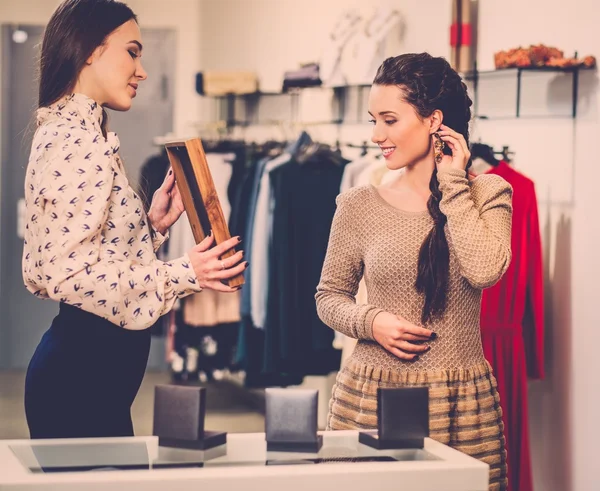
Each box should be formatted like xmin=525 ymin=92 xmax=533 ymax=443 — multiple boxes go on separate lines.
xmin=38 ymin=0 xmax=137 ymax=136
xmin=373 ymin=53 xmax=473 ymax=324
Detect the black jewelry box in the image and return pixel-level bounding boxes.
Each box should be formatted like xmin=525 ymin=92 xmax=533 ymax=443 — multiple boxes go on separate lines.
xmin=359 ymin=387 xmax=429 ymax=450
xmin=265 ymin=388 xmax=323 ymax=453
xmin=153 ymin=385 xmax=226 ymax=450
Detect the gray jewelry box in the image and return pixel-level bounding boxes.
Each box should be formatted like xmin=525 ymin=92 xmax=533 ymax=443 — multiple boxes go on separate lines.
xmin=265 ymin=388 xmax=323 ymax=453
xmin=153 ymin=385 xmax=226 ymax=450
xmin=359 ymin=387 xmax=429 ymax=449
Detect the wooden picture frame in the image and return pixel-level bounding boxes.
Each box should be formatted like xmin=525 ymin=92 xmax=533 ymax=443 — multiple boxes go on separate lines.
xmin=164 ymin=138 xmax=244 ymax=288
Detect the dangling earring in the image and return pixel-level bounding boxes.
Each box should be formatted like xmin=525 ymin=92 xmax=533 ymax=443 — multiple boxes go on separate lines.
xmin=433 ymin=133 xmax=445 ymax=165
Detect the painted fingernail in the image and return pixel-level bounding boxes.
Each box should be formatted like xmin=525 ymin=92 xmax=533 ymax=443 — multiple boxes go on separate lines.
xmin=236 ymin=236 xmax=241 ymax=242
xmin=169 ymin=169 xmax=173 ymax=175
xmin=209 ymin=230 xmax=213 ymax=237
xmin=244 ymin=262 xmax=249 ymax=269
xmin=430 ymin=332 xmax=437 ymax=340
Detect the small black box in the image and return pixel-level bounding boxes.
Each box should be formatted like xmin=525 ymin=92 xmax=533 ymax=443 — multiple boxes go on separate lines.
xmin=359 ymin=387 xmax=429 ymax=450
xmin=265 ymin=388 xmax=323 ymax=453
xmin=153 ymin=385 xmax=226 ymax=450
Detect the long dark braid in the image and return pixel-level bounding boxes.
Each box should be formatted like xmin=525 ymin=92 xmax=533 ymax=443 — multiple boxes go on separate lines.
xmin=373 ymin=53 xmax=473 ymax=324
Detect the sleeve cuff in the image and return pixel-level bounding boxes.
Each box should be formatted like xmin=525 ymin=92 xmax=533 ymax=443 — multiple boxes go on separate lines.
xmin=436 ymin=167 xmax=469 ymax=205
xmin=362 ymin=307 xmax=384 ymax=341
xmin=152 ymin=225 xmax=169 ymax=252
xmin=437 ymin=167 xmax=468 ymax=182
xmin=164 ymin=253 xmax=202 ymax=297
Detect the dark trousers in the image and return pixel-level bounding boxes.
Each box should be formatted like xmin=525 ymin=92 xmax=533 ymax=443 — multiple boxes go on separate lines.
xmin=25 ymin=303 xmax=151 ymax=439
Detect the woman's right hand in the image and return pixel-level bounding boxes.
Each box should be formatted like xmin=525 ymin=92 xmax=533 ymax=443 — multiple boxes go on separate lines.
xmin=372 ymin=312 xmax=435 ymax=361
xmin=187 ymin=233 xmax=247 ymax=292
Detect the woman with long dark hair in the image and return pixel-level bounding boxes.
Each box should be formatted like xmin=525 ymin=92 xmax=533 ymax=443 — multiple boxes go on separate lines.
xmin=23 ymin=0 xmax=246 ymax=439
xmin=316 ymin=53 xmax=511 ymax=490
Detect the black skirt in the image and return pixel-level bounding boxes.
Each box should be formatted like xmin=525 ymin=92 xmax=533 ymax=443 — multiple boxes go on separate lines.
xmin=24 ymin=303 xmax=151 ymax=439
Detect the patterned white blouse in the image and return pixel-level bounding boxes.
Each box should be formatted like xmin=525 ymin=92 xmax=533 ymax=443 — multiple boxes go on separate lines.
xmin=22 ymin=93 xmax=202 ymax=330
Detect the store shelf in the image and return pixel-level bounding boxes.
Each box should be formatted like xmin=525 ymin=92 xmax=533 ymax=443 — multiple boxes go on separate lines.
xmin=463 ymin=65 xmax=594 ymax=78
xmin=201 ymin=85 xmax=368 ymax=128
xmin=463 ymin=65 xmax=596 ymax=119
xmin=198 ymin=65 xmax=596 ymax=128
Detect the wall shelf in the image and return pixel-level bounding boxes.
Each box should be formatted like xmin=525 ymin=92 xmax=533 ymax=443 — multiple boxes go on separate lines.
xmin=203 ymin=85 xmax=371 ymax=129
xmin=463 ymin=65 xmax=596 ymax=119
xmin=198 ymin=65 xmax=596 ymax=129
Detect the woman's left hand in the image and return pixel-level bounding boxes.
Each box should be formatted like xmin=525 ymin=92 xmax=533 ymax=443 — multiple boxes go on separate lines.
xmin=436 ymin=124 xmax=471 ymax=172
xmin=148 ymin=168 xmax=185 ymax=236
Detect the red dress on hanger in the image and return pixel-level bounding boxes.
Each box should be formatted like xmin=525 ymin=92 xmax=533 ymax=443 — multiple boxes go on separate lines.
xmin=481 ymin=161 xmax=545 ymax=491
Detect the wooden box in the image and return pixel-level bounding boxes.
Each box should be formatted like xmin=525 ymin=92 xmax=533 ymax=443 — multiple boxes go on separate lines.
xmin=164 ymin=138 xmax=244 ymax=287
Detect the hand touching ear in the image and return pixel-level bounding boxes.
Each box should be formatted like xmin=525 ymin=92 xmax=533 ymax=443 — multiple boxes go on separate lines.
xmin=435 ymin=125 xmax=471 ymax=172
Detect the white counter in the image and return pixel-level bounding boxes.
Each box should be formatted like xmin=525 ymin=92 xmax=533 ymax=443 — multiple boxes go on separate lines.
xmin=0 ymin=431 xmax=488 ymax=490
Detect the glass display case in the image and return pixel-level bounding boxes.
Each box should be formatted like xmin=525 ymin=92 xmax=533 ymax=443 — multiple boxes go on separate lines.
xmin=0 ymin=431 xmax=489 ymax=490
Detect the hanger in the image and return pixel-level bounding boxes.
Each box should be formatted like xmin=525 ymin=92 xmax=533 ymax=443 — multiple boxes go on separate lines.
xmin=470 ymin=142 xmax=500 ymax=166
xmin=296 ymin=140 xmax=345 ymax=166
xmin=499 ymin=145 xmax=514 ymax=163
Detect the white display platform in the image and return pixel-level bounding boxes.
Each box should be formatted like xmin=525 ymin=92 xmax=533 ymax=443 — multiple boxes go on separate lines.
xmin=0 ymin=431 xmax=489 ymax=490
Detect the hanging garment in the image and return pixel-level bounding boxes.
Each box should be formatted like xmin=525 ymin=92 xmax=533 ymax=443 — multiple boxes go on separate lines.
xmin=264 ymin=154 xmax=346 ymax=376
xmin=249 ymin=153 xmax=292 ymax=329
xmin=229 ymin=156 xmax=259 ymax=241
xmin=339 ymin=155 xmax=373 ymax=194
xmin=480 ymin=161 xmax=544 ymax=491
xmin=235 ymin=153 xmax=285 ymax=378
xmin=249 ymin=132 xmax=312 ymax=329
xmin=338 ymin=6 xmax=404 ymax=85
xmin=319 ymin=8 xmax=363 ymax=87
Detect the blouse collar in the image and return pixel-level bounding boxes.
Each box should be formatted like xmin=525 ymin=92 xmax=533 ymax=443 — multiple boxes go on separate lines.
xmin=36 ymin=93 xmax=104 ymax=131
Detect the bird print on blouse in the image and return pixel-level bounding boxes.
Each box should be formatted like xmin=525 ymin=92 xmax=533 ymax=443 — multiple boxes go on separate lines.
xmin=23 ymin=93 xmax=202 ymax=330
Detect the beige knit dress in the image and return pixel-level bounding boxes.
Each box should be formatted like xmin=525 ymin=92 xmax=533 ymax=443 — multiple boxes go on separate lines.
xmin=315 ymin=168 xmax=512 ymax=491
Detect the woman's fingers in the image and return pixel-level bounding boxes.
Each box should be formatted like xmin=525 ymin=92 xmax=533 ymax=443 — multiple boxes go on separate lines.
xmin=388 ymin=346 xmax=419 ymax=361
xmin=439 ymin=125 xmax=469 ymax=156
xmin=205 ymin=281 xmax=240 ymax=293
xmin=213 ymin=259 xmax=248 ymax=280
xmin=393 ymin=340 xmax=431 ymax=354
xmin=161 ymin=168 xmax=175 ymax=191
xmin=221 ymin=250 xmax=244 ymax=269
xmin=207 ymin=236 xmax=242 ymax=258
xmin=194 ymin=232 xmax=215 ymax=252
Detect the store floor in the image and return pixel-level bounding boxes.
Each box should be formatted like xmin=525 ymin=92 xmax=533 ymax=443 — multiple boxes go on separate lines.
xmin=0 ymin=370 xmax=265 ymax=440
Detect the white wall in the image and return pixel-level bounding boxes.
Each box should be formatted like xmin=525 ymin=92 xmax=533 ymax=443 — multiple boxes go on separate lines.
xmin=195 ymin=1 xmax=599 ymax=490
xmin=477 ymin=2 xmax=599 ymax=491
xmin=200 ymin=0 xmax=450 ymax=92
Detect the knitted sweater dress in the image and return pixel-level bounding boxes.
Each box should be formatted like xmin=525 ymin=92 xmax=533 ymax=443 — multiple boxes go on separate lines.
xmin=316 ymin=168 xmax=512 ymax=491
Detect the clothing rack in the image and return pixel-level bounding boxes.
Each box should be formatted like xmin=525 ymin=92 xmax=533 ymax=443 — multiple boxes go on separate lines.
xmin=336 ymin=140 xmax=379 ymax=156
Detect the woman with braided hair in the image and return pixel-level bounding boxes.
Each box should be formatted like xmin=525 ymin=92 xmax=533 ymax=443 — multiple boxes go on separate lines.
xmin=316 ymin=53 xmax=511 ymax=490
